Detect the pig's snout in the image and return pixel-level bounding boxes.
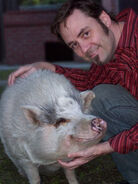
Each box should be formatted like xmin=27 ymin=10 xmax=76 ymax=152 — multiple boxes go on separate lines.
xmin=91 ymin=118 xmax=107 ymax=133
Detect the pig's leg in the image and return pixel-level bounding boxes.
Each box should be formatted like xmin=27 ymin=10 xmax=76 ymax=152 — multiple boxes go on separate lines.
xmin=19 ymin=160 xmax=41 ymax=184
xmin=64 ymin=168 xmax=79 ymax=184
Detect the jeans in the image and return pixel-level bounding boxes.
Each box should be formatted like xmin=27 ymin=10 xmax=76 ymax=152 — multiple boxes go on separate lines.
xmin=91 ymin=84 xmax=138 ymax=184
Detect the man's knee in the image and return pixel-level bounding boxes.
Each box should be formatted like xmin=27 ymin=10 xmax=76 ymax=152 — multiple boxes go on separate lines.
xmin=91 ymin=84 xmax=138 ymax=127
xmin=92 ymin=84 xmax=138 ymax=113
xmin=93 ymin=84 xmax=137 ymax=104
xmin=91 ymin=84 xmax=124 ymax=113
xmin=93 ymin=84 xmax=130 ymax=100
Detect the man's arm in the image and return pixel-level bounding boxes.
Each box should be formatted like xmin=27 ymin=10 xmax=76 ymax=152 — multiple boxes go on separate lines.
xmin=109 ymin=123 xmax=138 ymax=154
xmin=55 ymin=63 xmax=108 ymax=91
xmin=58 ymin=141 xmax=114 ymax=170
xmin=8 ymin=61 xmax=56 ymax=85
xmin=8 ymin=61 xmax=107 ymax=91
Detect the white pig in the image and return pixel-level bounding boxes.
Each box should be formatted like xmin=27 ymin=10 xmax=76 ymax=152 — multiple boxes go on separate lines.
xmin=0 ymin=70 xmax=107 ymax=184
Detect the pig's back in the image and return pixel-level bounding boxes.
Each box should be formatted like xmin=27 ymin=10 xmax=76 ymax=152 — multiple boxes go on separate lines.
xmin=0 ymin=70 xmax=79 ymax=136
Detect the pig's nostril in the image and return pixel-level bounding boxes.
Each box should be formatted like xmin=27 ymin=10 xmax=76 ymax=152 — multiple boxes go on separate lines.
xmin=91 ymin=118 xmax=100 ymax=126
xmin=91 ymin=118 xmax=102 ymax=132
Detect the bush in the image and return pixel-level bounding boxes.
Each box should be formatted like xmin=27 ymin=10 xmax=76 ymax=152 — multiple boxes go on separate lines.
xmin=21 ymin=0 xmax=66 ymax=5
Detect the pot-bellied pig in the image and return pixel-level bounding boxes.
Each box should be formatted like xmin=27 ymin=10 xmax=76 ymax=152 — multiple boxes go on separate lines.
xmin=0 ymin=70 xmax=107 ymax=184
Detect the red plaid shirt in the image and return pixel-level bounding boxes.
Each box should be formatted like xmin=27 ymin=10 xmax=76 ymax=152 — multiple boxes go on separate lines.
xmin=55 ymin=9 xmax=138 ymax=154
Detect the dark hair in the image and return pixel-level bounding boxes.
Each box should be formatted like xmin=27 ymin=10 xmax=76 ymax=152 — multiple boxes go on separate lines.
xmin=51 ymin=0 xmax=117 ymax=41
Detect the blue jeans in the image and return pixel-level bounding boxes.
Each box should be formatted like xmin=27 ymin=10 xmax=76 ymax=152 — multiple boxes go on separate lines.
xmin=91 ymin=84 xmax=138 ymax=184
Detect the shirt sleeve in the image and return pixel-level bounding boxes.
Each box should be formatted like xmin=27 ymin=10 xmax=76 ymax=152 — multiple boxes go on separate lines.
xmin=55 ymin=63 xmax=109 ymax=91
xmin=55 ymin=64 xmax=90 ymax=91
xmin=109 ymin=123 xmax=138 ymax=154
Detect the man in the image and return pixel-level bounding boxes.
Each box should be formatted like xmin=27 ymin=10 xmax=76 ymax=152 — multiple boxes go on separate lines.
xmin=8 ymin=0 xmax=138 ymax=184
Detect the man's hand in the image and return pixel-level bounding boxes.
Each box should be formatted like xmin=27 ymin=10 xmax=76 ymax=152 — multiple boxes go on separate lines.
xmin=8 ymin=61 xmax=56 ymax=86
xmin=58 ymin=141 xmax=114 ymax=170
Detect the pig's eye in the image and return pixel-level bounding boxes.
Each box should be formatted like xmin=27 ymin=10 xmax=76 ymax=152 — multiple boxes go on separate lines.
xmin=55 ymin=118 xmax=70 ymax=128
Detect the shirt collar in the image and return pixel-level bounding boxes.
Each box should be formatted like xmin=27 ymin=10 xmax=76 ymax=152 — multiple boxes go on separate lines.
xmin=116 ymin=8 xmax=137 ymax=48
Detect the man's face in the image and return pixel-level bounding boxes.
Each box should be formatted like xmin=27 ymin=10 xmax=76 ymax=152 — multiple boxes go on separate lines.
xmin=59 ymin=9 xmax=116 ymax=65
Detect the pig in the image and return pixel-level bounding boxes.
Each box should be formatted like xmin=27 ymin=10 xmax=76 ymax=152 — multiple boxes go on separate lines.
xmin=0 ymin=70 xmax=107 ymax=184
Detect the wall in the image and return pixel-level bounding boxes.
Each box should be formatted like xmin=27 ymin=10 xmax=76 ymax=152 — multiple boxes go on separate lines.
xmin=3 ymin=9 xmax=60 ymax=65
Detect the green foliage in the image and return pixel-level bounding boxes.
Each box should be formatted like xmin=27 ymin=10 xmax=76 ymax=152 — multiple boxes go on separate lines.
xmin=21 ymin=0 xmax=66 ymax=5
xmin=0 ymin=86 xmax=5 ymax=95
xmin=0 ymin=70 xmax=14 ymax=96
xmin=0 ymin=70 xmax=14 ymax=80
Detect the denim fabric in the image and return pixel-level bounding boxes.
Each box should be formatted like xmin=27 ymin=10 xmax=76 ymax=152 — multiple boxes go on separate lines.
xmin=91 ymin=84 xmax=138 ymax=184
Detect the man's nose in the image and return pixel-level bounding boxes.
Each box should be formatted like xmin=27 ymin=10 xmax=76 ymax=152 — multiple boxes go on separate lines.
xmin=79 ymin=41 xmax=90 ymax=54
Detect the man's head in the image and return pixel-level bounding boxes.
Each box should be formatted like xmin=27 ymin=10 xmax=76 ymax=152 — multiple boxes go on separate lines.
xmin=51 ymin=0 xmax=119 ymax=65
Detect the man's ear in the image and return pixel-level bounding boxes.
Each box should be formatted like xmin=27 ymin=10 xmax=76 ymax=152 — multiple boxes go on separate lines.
xmin=99 ymin=11 xmax=111 ymax=28
xmin=21 ymin=105 xmax=41 ymax=125
xmin=80 ymin=90 xmax=95 ymax=113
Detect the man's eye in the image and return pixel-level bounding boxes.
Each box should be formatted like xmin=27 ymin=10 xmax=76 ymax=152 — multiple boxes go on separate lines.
xmin=83 ymin=31 xmax=90 ymax=38
xmin=71 ymin=42 xmax=78 ymax=50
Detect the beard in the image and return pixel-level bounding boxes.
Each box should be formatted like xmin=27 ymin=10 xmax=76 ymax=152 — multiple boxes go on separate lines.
xmin=85 ymin=30 xmax=116 ymax=65
xmin=87 ymin=20 xmax=116 ymax=65
xmin=86 ymin=45 xmax=115 ymax=66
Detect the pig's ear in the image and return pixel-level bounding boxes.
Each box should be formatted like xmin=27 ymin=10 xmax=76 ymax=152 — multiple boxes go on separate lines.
xmin=21 ymin=105 xmax=41 ymax=125
xmin=80 ymin=90 xmax=95 ymax=113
